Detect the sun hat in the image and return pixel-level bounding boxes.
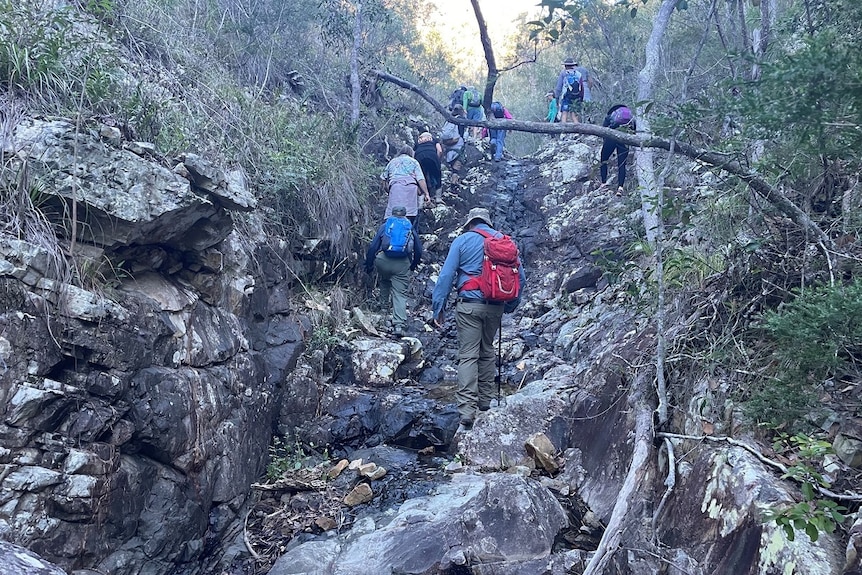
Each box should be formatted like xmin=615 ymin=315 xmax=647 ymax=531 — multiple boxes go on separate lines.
xmin=418 ymin=132 xmax=433 ymax=143
xmin=391 ymin=206 xmax=407 ymax=217
xmin=563 ymin=57 xmax=576 ymax=67
xmin=462 ymin=207 xmax=493 ymax=230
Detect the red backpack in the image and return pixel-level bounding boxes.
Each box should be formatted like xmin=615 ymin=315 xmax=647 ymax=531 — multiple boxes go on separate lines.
xmin=461 ymin=229 xmax=521 ymax=302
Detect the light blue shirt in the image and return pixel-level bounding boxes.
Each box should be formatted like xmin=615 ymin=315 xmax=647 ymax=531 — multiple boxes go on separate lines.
xmin=432 ymin=224 xmax=526 ymax=317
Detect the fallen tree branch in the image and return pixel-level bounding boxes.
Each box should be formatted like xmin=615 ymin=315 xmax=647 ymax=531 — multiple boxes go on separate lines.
xmin=243 ymin=509 xmax=261 ymax=561
xmin=583 ymin=377 xmax=656 ymax=575
xmin=373 ymin=70 xmax=834 ymax=249
xmin=251 ymin=478 xmax=327 ymax=492
xmin=658 ymin=432 xmax=862 ymax=502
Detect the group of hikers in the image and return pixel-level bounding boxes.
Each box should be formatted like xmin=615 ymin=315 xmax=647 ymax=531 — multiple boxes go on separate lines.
xmin=369 ymin=137 xmax=526 ymax=430
xmin=547 ymin=56 xmax=637 ymax=194
xmin=365 ymin=201 xmax=525 ymax=433
xmin=444 ymin=57 xmax=637 ymax=194
xmin=363 ymin=55 xmax=638 ymax=431
xmin=446 ymin=85 xmax=514 ymax=168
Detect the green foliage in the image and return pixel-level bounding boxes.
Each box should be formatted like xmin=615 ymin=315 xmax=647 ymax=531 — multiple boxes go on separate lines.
xmin=266 ymin=437 xmax=309 ymax=480
xmin=745 ymin=280 xmax=862 ymax=429
xmin=308 ymin=325 xmax=339 ymax=352
xmin=112 ymin=0 xmax=380 ymax=260
xmin=762 ymin=280 xmax=862 ymax=381
xmin=764 ymin=433 xmax=847 ymax=542
xmin=0 ymin=1 xmax=119 ymax=112
xmin=82 ymin=0 xmax=117 ymax=21
xmin=662 ymin=246 xmax=725 ymax=289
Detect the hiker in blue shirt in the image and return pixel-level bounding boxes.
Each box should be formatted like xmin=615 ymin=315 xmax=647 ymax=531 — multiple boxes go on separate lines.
xmin=575 ymin=61 xmax=594 ymax=122
xmin=432 ymin=207 xmax=526 ymax=431
xmin=365 ymin=206 xmax=423 ymax=336
xmin=462 ymin=85 xmax=485 ymax=141
xmin=488 ymin=102 xmax=512 ymax=162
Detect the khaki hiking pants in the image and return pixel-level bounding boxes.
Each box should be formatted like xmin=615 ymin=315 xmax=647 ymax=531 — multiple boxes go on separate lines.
xmin=455 ymin=300 xmax=504 ymax=423
xmin=374 ymin=252 xmax=411 ymax=329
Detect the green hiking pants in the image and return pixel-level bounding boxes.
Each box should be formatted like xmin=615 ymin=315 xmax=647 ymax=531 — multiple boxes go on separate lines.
xmin=374 ymin=252 xmax=411 ymax=328
xmin=455 ymin=300 xmax=504 ymax=423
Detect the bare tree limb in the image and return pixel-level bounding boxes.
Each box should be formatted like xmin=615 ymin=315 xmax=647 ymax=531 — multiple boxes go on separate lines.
xmin=651 ymin=437 xmax=677 ymax=545
xmin=373 ymin=69 xmax=833 ymax=249
xmin=469 ymin=0 xmax=498 ymax=108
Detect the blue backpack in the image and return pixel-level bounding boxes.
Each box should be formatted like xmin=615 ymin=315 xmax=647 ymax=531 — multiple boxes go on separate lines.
xmin=563 ymin=70 xmax=583 ymax=99
xmin=382 ymin=216 xmax=413 ymax=258
xmin=490 ymin=101 xmax=505 ymax=118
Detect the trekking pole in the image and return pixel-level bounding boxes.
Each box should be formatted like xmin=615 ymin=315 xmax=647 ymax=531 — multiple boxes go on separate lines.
xmin=494 ymin=314 xmax=505 ymax=407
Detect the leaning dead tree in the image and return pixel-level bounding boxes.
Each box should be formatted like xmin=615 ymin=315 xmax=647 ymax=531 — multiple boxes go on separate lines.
xmin=373 ymin=69 xmax=834 ymax=250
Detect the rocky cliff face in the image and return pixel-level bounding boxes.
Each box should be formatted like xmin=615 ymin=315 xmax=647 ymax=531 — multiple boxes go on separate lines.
xmin=0 ymin=119 xmax=303 ymax=574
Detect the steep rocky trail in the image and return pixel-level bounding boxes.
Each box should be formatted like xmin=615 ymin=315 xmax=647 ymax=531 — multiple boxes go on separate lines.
xmin=245 ymin=136 xmax=861 ymax=575
xmin=238 ymin=144 xmax=580 ymax=574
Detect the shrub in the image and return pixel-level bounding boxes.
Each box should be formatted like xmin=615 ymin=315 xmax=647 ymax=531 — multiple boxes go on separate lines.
xmin=745 ymin=279 xmax=862 ymax=428
xmin=0 ymin=1 xmax=119 ymax=113
xmin=764 ymin=433 xmax=847 ymax=542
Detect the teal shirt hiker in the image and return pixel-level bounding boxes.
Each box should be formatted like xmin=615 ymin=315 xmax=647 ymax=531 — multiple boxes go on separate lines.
xmin=546 ymin=98 xmax=558 ymax=122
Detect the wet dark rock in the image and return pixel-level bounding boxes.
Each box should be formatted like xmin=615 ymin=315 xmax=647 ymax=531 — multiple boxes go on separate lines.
xmin=562 ymin=264 xmax=603 ymax=292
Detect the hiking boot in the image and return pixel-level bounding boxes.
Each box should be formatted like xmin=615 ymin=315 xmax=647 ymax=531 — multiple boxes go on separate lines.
xmin=616 ymin=186 xmax=624 ymax=196
xmin=392 ymin=325 xmax=404 ymax=337
xmin=456 ymin=419 xmax=474 ymax=434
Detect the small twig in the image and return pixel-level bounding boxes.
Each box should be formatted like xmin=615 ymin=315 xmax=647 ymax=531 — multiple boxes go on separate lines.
xmin=818 ymin=238 xmax=835 ymax=287
xmin=658 ymin=432 xmax=862 ymax=502
xmin=620 ymin=547 xmax=695 ymax=575
xmin=516 ymin=370 xmax=528 ymax=391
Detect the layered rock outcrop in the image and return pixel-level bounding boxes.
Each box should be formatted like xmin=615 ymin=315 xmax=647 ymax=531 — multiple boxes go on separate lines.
xmin=0 ymin=119 xmax=298 ymax=574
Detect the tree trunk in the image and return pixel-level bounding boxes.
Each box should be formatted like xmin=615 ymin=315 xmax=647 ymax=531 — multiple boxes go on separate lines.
xmin=349 ymin=1 xmax=362 ymax=126
xmin=635 ymin=0 xmax=680 ymax=245
xmin=582 ymin=373 xmax=657 ymax=574
xmin=469 ymin=0 xmax=499 ymax=109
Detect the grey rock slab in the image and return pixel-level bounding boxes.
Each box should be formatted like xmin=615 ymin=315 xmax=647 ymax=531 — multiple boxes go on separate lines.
xmin=0 ymin=541 xmax=68 ymax=575
xmin=10 ymin=119 xmax=234 ymax=249
xmin=268 ymin=472 xmax=567 ymax=575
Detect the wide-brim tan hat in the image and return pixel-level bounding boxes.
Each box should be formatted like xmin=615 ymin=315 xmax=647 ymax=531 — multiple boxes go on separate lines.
xmin=563 ymin=57 xmax=576 ymax=67
xmin=418 ymin=132 xmax=433 ymax=143
xmin=462 ymin=207 xmax=493 ymax=230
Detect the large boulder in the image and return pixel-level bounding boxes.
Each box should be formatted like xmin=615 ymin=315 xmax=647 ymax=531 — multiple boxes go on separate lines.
xmin=6 ymin=119 xmax=237 ymax=249
xmin=267 ymin=472 xmax=568 ymax=575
